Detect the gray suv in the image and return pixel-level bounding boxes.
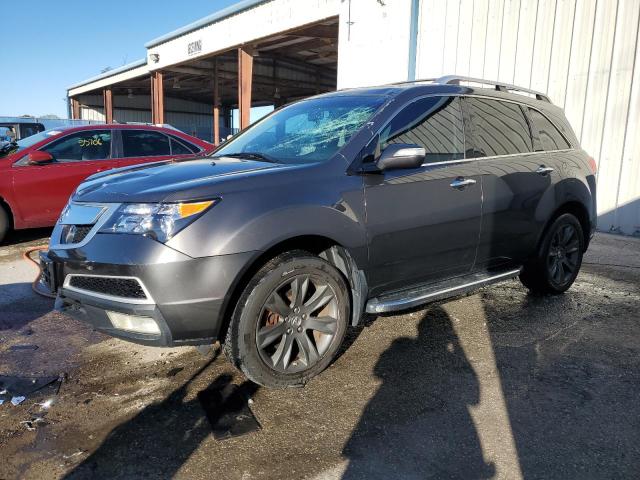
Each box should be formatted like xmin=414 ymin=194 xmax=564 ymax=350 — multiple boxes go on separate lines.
xmin=42 ymin=76 xmax=597 ymax=388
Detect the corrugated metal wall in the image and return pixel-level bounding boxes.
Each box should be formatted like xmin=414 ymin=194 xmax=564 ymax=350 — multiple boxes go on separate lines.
xmin=77 ymin=94 xmax=216 ymax=141
xmin=416 ymin=0 xmax=640 ymax=235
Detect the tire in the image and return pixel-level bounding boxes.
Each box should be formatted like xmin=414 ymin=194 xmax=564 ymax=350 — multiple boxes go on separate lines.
xmin=520 ymin=213 xmax=585 ymax=294
xmin=224 ymin=250 xmax=351 ymax=388
xmin=0 ymin=206 xmax=9 ymax=244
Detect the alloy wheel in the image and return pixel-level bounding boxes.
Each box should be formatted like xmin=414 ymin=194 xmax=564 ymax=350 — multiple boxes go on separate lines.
xmin=256 ymin=274 xmax=340 ymax=373
xmin=547 ymin=223 xmax=580 ymax=286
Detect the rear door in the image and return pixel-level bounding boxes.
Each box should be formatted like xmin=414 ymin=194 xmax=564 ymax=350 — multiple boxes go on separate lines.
xmin=11 ymin=129 xmax=116 ymax=227
xmin=363 ymin=95 xmax=482 ymax=295
xmin=465 ymin=97 xmax=552 ymax=269
xmin=117 ymin=129 xmax=177 ymax=168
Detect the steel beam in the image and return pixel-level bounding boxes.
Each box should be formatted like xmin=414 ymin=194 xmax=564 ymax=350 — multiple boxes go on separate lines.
xmin=151 ymin=71 xmax=165 ymax=124
xmin=103 ymin=87 xmax=114 ymax=124
xmin=213 ymin=59 xmax=221 ymax=145
xmin=70 ymin=98 xmax=81 ymax=120
xmin=238 ymin=47 xmax=254 ymax=130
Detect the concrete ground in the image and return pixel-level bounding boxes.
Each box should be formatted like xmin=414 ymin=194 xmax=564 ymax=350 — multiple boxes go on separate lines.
xmin=0 ymin=230 xmax=638 ymax=480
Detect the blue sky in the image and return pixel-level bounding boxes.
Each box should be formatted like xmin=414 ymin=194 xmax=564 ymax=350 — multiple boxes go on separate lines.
xmin=0 ymin=0 xmax=242 ymax=118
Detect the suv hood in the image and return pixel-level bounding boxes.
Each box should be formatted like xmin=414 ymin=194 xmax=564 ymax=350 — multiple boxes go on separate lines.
xmin=74 ymin=156 xmax=289 ymax=203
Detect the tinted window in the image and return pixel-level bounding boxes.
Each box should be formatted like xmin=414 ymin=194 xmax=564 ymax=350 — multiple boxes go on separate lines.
xmin=468 ymin=98 xmax=533 ymax=157
xmin=44 ymin=130 xmax=112 ymax=161
xmin=528 ymin=108 xmax=571 ymax=151
xmin=170 ymin=137 xmax=196 ymax=155
xmin=380 ymin=96 xmax=465 ymax=164
xmin=122 ymin=130 xmax=170 ymax=157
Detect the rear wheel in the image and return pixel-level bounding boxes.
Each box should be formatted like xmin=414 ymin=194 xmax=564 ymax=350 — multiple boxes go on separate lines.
xmin=224 ymin=251 xmax=350 ymax=388
xmin=520 ymin=213 xmax=584 ymax=294
xmin=0 ymin=206 xmax=9 ymax=244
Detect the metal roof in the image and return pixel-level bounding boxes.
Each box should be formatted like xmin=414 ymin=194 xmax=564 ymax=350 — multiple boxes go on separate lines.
xmin=144 ymin=0 xmax=270 ymax=48
xmin=67 ymin=58 xmax=147 ymax=91
xmin=68 ymin=1 xmax=271 ymax=92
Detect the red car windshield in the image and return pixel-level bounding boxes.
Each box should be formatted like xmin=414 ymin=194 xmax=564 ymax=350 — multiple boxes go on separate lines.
xmin=0 ymin=129 xmax=66 ymax=158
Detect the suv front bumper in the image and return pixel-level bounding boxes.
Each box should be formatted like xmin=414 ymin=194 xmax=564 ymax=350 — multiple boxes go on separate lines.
xmin=45 ymin=233 xmax=256 ymax=347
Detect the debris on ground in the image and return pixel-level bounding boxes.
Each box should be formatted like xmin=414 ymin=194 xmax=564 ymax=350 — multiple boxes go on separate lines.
xmin=198 ymin=379 xmax=261 ymax=441
xmin=166 ymin=367 xmax=184 ymax=377
xmin=0 ymin=374 xmax=64 ymax=407
xmin=62 ymin=450 xmax=86 ymax=460
xmin=20 ymin=414 xmax=48 ymax=431
xmin=9 ymin=344 xmax=39 ymax=351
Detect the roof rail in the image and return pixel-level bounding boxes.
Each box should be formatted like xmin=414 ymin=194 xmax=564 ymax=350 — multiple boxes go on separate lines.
xmin=435 ymin=75 xmax=551 ymax=102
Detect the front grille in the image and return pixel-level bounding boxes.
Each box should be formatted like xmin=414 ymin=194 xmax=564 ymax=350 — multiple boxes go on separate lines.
xmin=68 ymin=276 xmax=147 ymax=299
xmin=60 ymin=225 xmax=93 ymax=244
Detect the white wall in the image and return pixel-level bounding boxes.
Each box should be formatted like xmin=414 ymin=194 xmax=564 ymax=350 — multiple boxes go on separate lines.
xmin=337 ymin=0 xmax=414 ymax=89
xmin=414 ymin=0 xmax=640 ymax=235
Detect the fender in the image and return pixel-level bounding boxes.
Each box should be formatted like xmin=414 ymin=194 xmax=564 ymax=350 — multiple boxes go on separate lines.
xmin=533 ymin=174 xmax=594 ymax=248
xmin=167 ymin=174 xmax=369 ymax=267
xmin=0 ymin=174 xmax=21 ymax=229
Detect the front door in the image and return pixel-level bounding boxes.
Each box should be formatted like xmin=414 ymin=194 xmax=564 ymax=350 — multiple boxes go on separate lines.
xmin=12 ymin=129 xmax=116 ymax=227
xmin=363 ymin=96 xmax=482 ymax=295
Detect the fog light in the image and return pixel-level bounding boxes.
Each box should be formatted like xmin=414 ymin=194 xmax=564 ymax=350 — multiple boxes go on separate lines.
xmin=107 ymin=311 xmax=160 ymax=335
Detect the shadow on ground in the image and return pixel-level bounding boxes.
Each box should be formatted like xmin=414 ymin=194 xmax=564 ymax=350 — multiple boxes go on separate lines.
xmin=342 ymin=305 xmax=494 ymax=479
xmin=341 ymin=265 xmax=640 ymax=479
xmin=2 ymin=227 xmax=51 ymax=248
xmin=0 ymin=282 xmax=53 ymax=331
xmin=64 ymin=355 xmax=259 ymax=479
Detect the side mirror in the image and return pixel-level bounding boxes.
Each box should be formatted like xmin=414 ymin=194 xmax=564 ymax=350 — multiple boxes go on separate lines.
xmin=28 ymin=151 xmax=54 ymax=165
xmin=376 ymin=144 xmax=426 ymax=171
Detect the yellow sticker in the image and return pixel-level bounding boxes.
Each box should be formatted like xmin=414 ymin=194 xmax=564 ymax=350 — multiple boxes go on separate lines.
xmin=78 ymin=137 xmax=103 ymax=147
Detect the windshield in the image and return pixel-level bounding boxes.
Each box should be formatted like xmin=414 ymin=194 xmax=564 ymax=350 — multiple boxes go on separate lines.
xmin=0 ymin=129 xmax=65 ymax=158
xmin=214 ymin=95 xmax=386 ymax=164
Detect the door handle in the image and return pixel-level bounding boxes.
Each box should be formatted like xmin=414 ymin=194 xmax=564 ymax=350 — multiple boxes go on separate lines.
xmin=536 ymin=165 xmax=554 ymax=175
xmin=450 ymin=177 xmax=477 ymax=189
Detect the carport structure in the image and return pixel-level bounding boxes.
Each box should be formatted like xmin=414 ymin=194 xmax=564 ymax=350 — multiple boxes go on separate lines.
xmin=67 ymin=1 xmax=339 ymax=145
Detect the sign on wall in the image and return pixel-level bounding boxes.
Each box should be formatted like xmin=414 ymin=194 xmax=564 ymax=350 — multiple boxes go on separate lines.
xmin=188 ymin=39 xmax=202 ymax=56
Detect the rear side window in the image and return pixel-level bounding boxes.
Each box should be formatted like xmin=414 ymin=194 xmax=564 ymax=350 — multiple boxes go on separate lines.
xmin=380 ymin=96 xmax=465 ymax=164
xmin=170 ymin=136 xmax=197 ymax=155
xmin=467 ymin=98 xmax=533 ymax=157
xmin=122 ymin=130 xmax=171 ymax=157
xmin=528 ymin=108 xmax=571 ymax=151
xmin=43 ymin=130 xmax=112 ymax=162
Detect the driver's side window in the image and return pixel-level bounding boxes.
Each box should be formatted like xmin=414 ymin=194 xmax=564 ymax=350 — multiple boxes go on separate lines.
xmin=379 ymin=96 xmax=465 ymax=164
xmin=43 ymin=131 xmax=112 ymax=162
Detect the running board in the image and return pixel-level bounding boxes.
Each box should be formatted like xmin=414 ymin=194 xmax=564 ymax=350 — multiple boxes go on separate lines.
xmin=365 ymin=269 xmax=521 ymax=314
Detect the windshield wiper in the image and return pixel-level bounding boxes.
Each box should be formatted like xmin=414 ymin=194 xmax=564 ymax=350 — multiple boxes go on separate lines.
xmin=213 ymin=152 xmax=278 ymax=163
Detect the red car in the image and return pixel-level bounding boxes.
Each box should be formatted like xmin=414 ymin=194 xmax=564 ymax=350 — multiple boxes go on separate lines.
xmin=0 ymin=125 xmax=213 ymax=242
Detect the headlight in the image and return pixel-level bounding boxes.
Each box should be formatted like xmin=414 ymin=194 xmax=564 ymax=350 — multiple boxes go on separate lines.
xmin=100 ymin=200 xmax=217 ymax=242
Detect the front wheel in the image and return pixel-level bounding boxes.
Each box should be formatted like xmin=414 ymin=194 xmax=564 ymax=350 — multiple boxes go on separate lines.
xmin=224 ymin=251 xmax=350 ymax=388
xmin=520 ymin=213 xmax=585 ymax=294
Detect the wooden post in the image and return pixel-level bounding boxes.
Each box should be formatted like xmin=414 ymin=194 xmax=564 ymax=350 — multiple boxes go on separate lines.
xmin=103 ymin=87 xmax=113 ymax=124
xmin=151 ymin=71 xmax=164 ymax=124
xmin=238 ymin=47 xmax=253 ymax=130
xmin=213 ymin=59 xmax=220 ymax=145
xmin=70 ymin=98 xmax=81 ymax=120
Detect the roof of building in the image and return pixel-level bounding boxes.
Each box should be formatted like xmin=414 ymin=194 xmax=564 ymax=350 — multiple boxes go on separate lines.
xmin=67 ymin=58 xmax=147 ymax=91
